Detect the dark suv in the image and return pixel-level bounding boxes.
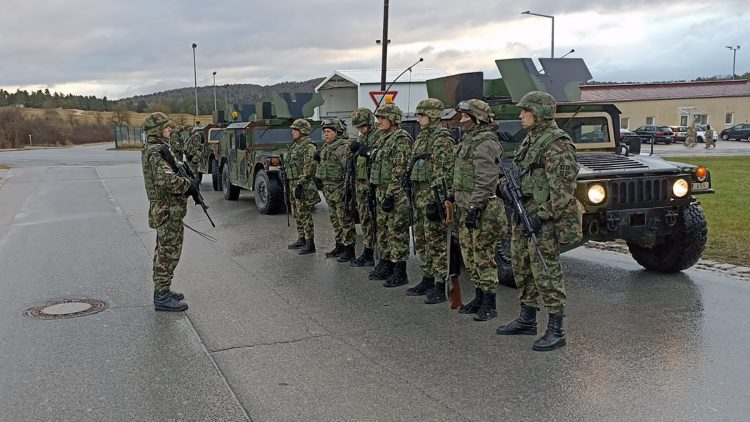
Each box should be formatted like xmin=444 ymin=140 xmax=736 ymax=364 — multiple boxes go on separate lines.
xmin=719 ymin=123 xmax=750 ymax=141
xmin=633 ymin=125 xmax=675 ymax=144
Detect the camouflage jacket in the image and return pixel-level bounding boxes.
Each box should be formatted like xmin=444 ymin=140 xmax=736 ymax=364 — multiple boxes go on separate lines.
xmin=141 ymin=136 xmax=190 ymax=229
xmin=453 ymin=127 xmax=501 ymax=210
xmin=286 ymin=136 xmax=318 ymax=182
xmin=355 ymin=127 xmax=382 ymax=180
xmin=184 ymin=132 xmax=202 ymax=165
xmin=168 ymin=131 xmax=185 ymax=159
xmin=513 ymin=120 xmax=582 ymax=244
xmin=369 ymin=128 xmax=412 ymax=197
xmin=316 ymin=136 xmax=350 ymax=182
xmin=409 ymin=124 xmax=454 ymax=191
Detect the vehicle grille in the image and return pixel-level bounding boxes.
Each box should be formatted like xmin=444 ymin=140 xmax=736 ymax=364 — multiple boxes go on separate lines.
xmin=577 ymin=153 xmax=648 ymax=171
xmin=609 ymin=177 xmax=669 ymax=206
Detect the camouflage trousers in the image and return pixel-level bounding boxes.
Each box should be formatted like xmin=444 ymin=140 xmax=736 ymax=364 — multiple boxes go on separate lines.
xmin=456 ymin=198 xmax=507 ymax=293
xmin=323 ymin=181 xmax=356 ymax=246
xmin=290 ymin=178 xmax=320 ymax=240
xmin=355 ymin=179 xmax=374 ymax=249
xmin=511 ymin=220 xmax=566 ymax=314
xmin=153 ymin=216 xmax=185 ymax=293
xmin=413 ymin=186 xmax=448 ymax=280
xmin=375 ymin=187 xmax=410 ymax=262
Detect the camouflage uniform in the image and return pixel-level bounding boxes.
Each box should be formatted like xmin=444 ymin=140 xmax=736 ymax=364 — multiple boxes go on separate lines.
xmin=351 ymin=108 xmax=382 ymax=259
xmin=184 ymin=128 xmax=203 ymax=172
xmin=316 ymin=119 xmax=356 ymax=255
xmin=685 ymin=123 xmax=697 ymax=148
xmin=497 ymin=91 xmax=582 ymax=352
xmin=141 ymin=112 xmax=193 ymax=311
xmin=406 ymin=99 xmax=456 ymax=299
xmin=452 ymin=100 xmax=507 ymax=322
xmin=168 ymin=126 xmax=185 ymax=160
xmin=286 ymin=119 xmax=321 ymax=244
xmin=370 ymin=103 xmax=412 ymax=286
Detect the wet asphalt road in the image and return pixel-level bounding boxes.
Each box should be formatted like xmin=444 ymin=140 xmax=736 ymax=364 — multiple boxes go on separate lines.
xmin=1 ymin=144 xmax=749 ymax=421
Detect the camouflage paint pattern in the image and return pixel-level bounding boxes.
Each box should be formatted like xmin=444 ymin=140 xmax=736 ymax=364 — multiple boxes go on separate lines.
xmin=354 ymin=127 xmax=381 ymax=249
xmin=286 ymin=135 xmax=320 ymax=239
xmin=318 ymin=137 xmax=356 ymax=246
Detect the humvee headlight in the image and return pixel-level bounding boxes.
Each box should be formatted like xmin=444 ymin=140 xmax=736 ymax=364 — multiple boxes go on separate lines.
xmin=672 ymin=178 xmax=689 ymax=198
xmin=587 ymin=183 xmax=606 ymax=205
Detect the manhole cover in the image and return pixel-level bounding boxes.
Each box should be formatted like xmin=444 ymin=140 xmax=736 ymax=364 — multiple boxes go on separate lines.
xmin=23 ymin=299 xmax=108 ymax=320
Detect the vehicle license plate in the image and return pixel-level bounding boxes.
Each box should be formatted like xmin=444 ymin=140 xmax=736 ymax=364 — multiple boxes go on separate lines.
xmin=692 ymin=181 xmax=709 ymax=190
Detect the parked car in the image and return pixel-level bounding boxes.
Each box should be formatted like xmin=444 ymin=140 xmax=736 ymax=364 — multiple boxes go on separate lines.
xmin=670 ymin=125 xmax=687 ymax=142
xmin=633 ymin=125 xmax=675 ymax=144
xmin=719 ymin=123 xmax=750 ymax=141
xmin=697 ymin=125 xmax=716 ymax=143
xmin=619 ymin=128 xmax=636 ymax=140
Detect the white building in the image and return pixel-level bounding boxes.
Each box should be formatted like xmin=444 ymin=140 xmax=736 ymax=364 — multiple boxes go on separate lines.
xmin=315 ymin=68 xmax=447 ymax=125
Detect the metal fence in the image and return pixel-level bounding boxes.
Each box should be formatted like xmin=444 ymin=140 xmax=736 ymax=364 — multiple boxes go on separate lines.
xmin=114 ymin=126 xmax=145 ymax=148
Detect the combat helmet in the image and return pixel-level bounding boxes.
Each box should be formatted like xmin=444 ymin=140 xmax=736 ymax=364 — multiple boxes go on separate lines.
xmin=143 ymin=112 xmax=173 ymax=138
xmin=455 ymin=99 xmax=493 ymax=124
xmin=290 ymin=119 xmax=311 ymax=135
xmin=375 ymin=103 xmax=403 ymax=125
xmin=321 ymin=118 xmax=346 ymax=135
xmin=351 ymin=107 xmax=375 ymax=128
xmin=517 ymin=91 xmax=556 ymax=120
xmin=415 ymin=98 xmax=444 ymax=120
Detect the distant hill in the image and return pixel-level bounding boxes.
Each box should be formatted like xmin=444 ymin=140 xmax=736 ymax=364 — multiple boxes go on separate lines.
xmin=116 ymin=78 xmax=325 ymax=115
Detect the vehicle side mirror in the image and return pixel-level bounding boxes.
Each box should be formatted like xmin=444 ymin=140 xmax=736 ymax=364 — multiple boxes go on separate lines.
xmin=624 ymin=135 xmax=641 ymax=155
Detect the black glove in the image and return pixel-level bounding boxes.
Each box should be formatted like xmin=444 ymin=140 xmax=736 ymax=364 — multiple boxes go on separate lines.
xmin=185 ymin=179 xmax=199 ymax=197
xmin=381 ymin=195 xmax=394 ymax=212
xmin=425 ymin=201 xmax=441 ymax=222
xmin=465 ymin=207 xmax=479 ymax=230
xmin=447 ymin=194 xmax=455 ymax=203
xmin=498 ymin=183 xmax=512 ymax=202
xmin=349 ymin=141 xmax=361 ymax=153
xmin=294 ymin=183 xmax=304 ymax=200
xmin=523 ymin=214 xmax=543 ymax=235
xmin=357 ymin=145 xmax=372 ymax=158
xmin=313 ymin=152 xmax=321 ymax=162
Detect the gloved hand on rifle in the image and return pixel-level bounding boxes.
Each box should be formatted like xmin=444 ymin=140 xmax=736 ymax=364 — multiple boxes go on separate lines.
xmin=381 ymin=195 xmax=394 ymax=212
xmin=313 ymin=152 xmax=321 ymax=163
xmin=185 ymin=179 xmax=200 ymax=197
xmin=523 ymin=214 xmax=543 ymax=235
xmin=465 ymin=206 xmax=479 ymax=230
xmin=357 ymin=145 xmax=372 ymax=158
xmin=349 ymin=141 xmax=361 ymax=153
xmin=425 ymin=201 xmax=441 ymax=222
xmin=294 ymin=183 xmax=304 ymax=200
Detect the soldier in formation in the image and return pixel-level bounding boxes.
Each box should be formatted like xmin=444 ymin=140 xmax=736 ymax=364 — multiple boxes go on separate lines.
xmin=685 ymin=122 xmax=697 ymax=147
xmin=404 ymin=98 xmax=456 ymax=304
xmin=184 ymin=124 xmax=203 ymax=174
xmin=451 ymin=99 xmax=508 ymax=321
xmin=141 ymin=112 xmax=198 ymax=312
xmin=496 ymin=91 xmax=582 ymax=351
xmin=286 ymin=119 xmax=321 ymax=254
xmin=316 ymin=118 xmax=357 ymax=262
xmin=168 ymin=124 xmax=186 ymax=160
xmin=349 ymin=108 xmax=381 ymax=267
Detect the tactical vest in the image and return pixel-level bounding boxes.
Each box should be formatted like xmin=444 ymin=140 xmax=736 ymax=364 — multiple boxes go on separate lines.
xmin=515 ymin=127 xmax=572 ymax=218
xmin=356 ymin=128 xmax=380 ymax=180
xmin=286 ymin=137 xmax=313 ymax=180
xmin=370 ymin=129 xmax=410 ymax=186
xmin=452 ymin=130 xmax=497 ymax=193
xmin=410 ymin=126 xmax=452 ymax=183
xmin=316 ymin=138 xmax=347 ymax=181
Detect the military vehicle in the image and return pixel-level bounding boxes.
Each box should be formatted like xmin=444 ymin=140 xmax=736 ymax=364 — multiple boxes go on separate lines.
xmin=214 ymin=93 xmax=324 ymax=214
xmin=188 ymin=121 xmax=226 ymax=191
xmin=416 ymin=58 xmax=713 ymax=286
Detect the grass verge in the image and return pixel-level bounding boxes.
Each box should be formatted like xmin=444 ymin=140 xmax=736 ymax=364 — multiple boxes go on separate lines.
xmin=665 ymin=156 xmax=749 ymax=266
xmin=0 ymin=164 xmax=9 ymax=169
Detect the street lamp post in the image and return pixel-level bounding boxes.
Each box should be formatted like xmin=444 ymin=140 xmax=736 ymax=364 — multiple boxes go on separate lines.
xmin=380 ymin=0 xmax=389 ymax=91
xmin=212 ymin=71 xmax=217 ymax=114
xmin=522 ymin=10 xmax=554 ymax=58
xmin=192 ymin=43 xmax=198 ymax=122
xmin=560 ymin=48 xmax=575 ymax=59
xmin=726 ymin=45 xmax=740 ymax=79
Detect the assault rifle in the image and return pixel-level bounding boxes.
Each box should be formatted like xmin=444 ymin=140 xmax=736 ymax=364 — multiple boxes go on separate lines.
xmin=159 ymin=144 xmax=215 ymax=228
xmin=278 ymin=159 xmax=291 ymax=227
xmin=434 ymin=179 xmax=462 ymax=309
xmin=401 ymin=155 xmax=426 ymax=255
xmin=499 ymin=162 xmax=548 ymax=271
xmin=342 ymin=152 xmax=357 ymax=218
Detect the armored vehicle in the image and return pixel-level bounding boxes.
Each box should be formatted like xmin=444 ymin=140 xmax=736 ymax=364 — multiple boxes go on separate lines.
xmin=187 ymin=121 xmax=226 ymax=191
xmin=419 ymin=58 xmax=713 ymax=286
xmin=214 ymin=93 xmax=323 ymax=214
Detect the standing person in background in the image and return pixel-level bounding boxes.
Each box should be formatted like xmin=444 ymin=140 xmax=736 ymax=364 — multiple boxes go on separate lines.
xmin=704 ymin=124 xmax=716 ymax=148
xmin=141 ymin=112 xmax=198 ymax=312
xmin=685 ymin=122 xmax=697 ymax=148
xmin=286 ymin=119 xmax=321 ymax=254
xmin=184 ymin=124 xmax=203 ymax=174
xmin=451 ymin=99 xmax=507 ymax=321
xmin=349 ymin=108 xmax=381 ymax=267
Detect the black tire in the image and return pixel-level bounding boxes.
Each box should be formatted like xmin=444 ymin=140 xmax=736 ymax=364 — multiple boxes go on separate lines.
xmin=495 ymin=238 xmax=516 ymax=288
xmin=222 ymin=165 xmax=240 ymax=200
xmin=627 ymin=203 xmax=707 ymax=273
xmin=211 ymin=159 xmax=221 ymax=191
xmin=721 ymin=133 xmax=728 ymax=141
xmin=253 ymin=170 xmax=284 ymax=214
xmin=697 ymin=136 xmax=704 ymax=143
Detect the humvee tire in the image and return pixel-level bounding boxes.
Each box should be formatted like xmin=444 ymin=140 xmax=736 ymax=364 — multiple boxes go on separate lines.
xmin=211 ymin=160 xmax=221 ymax=191
xmin=627 ymin=203 xmax=707 ymax=273
xmin=222 ymin=166 xmax=240 ymax=200
xmin=253 ymin=170 xmax=284 ymax=215
xmin=495 ymin=238 xmax=516 ymax=288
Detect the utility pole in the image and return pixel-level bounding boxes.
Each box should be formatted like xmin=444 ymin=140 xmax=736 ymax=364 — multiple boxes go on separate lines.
xmin=726 ymin=45 xmax=741 ymax=79
xmin=192 ymin=43 xmax=198 ymax=122
xmin=212 ymin=71 xmax=217 ymax=114
xmin=380 ymin=0 xmax=389 ymax=91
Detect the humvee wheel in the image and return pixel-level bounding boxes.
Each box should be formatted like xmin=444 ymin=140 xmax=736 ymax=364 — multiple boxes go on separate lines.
xmin=627 ymin=203 xmax=707 ymax=272
xmin=211 ymin=160 xmax=221 ymax=191
xmin=222 ymin=166 xmax=240 ymax=200
xmin=496 ymin=238 xmax=516 ymax=288
xmin=254 ymin=170 xmax=284 ymax=215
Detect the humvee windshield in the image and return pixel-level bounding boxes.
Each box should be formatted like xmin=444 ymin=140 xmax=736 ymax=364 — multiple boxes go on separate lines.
xmin=251 ymin=127 xmax=323 ymax=145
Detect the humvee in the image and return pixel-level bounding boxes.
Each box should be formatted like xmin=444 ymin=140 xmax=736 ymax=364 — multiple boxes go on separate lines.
xmin=214 ymin=93 xmax=324 ymax=214
xmin=417 ymin=58 xmax=712 ymax=286
xmin=188 ymin=121 xmax=226 ymax=191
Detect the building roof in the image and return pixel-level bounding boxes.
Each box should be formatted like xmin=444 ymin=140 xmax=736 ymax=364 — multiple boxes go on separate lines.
xmin=316 ymin=68 xmax=446 ymax=91
xmin=580 ymin=79 xmax=750 ymax=102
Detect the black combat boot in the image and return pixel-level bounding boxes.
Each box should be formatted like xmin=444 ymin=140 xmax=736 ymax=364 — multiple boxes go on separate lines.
xmin=383 ymin=261 xmax=409 ymax=287
xmin=473 ymin=291 xmax=497 ymax=321
xmin=496 ymin=304 xmax=538 ymax=335
xmin=337 ymin=244 xmax=356 ymax=262
xmin=298 ymin=239 xmax=316 ymax=255
xmin=325 ymin=243 xmax=344 ymax=258
xmin=406 ymin=276 xmax=435 ymax=296
xmin=458 ymin=288 xmax=484 ymax=314
xmin=169 ymin=290 xmax=185 ymax=301
xmin=154 ymin=291 xmax=188 ymax=312
xmin=288 ymin=237 xmax=306 ymax=249
xmin=532 ymin=313 xmax=566 ymax=351
xmin=424 ymin=282 xmax=447 ymax=304
xmin=369 ymin=259 xmax=394 ymax=280
xmin=350 ymin=247 xmax=375 ymax=267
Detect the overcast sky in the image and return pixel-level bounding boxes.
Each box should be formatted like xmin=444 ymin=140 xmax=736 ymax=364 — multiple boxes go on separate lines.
xmin=1 ymin=0 xmax=748 ymax=99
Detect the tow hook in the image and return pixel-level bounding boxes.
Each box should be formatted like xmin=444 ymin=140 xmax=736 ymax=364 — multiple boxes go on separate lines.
xmin=665 ymin=210 xmax=679 ymax=227
xmin=606 ymin=212 xmax=620 ymax=232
